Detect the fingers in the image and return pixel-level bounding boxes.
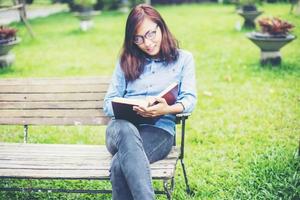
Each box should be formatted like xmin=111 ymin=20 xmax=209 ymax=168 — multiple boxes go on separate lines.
xmin=145 ymin=96 xmax=156 ymax=106
xmin=154 ymin=97 xmax=167 ymax=104
xmin=133 ymin=105 xmax=156 ymax=117
xmin=133 ymin=99 xmax=167 ymax=117
xmin=133 ymin=106 xmax=151 ymax=117
xmin=133 ymin=105 xmax=147 ymax=112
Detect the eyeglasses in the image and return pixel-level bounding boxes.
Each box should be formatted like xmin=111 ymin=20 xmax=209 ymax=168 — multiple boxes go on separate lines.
xmin=133 ymin=25 xmax=159 ymax=45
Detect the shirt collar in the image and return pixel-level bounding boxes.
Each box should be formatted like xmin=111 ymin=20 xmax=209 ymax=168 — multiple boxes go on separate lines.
xmin=145 ymin=56 xmax=165 ymax=63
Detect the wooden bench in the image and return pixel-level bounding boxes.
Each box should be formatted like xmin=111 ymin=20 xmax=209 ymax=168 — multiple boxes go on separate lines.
xmin=0 ymin=76 xmax=192 ymax=199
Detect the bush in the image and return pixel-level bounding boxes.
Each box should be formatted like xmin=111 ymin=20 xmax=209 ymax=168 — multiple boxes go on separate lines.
xmin=26 ymin=0 xmax=34 ymax=4
xmin=54 ymin=0 xmax=145 ymax=11
xmin=101 ymin=0 xmax=145 ymax=10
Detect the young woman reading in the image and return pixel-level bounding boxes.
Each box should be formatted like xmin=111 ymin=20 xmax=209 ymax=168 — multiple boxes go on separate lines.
xmin=103 ymin=4 xmax=197 ymax=200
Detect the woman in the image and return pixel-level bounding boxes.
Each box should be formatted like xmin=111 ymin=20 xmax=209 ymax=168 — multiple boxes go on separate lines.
xmin=103 ymin=4 xmax=197 ymax=200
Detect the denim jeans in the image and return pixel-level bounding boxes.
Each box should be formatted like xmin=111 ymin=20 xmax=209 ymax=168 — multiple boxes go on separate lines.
xmin=105 ymin=119 xmax=174 ymax=200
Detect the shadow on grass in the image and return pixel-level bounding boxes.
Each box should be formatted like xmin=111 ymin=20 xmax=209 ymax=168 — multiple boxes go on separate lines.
xmin=248 ymin=60 xmax=300 ymax=77
xmin=67 ymin=29 xmax=87 ymax=36
xmin=0 ymin=66 xmax=16 ymax=76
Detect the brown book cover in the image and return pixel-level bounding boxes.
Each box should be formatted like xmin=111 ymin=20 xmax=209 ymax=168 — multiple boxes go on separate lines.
xmin=111 ymin=82 xmax=178 ymax=124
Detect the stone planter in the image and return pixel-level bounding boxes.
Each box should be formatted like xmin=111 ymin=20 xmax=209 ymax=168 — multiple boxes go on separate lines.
xmin=247 ymin=32 xmax=296 ymax=66
xmin=0 ymin=37 xmax=21 ymax=68
xmin=237 ymin=10 xmax=263 ymax=29
xmin=74 ymin=10 xmax=100 ymax=31
xmin=119 ymin=0 xmax=129 ymax=13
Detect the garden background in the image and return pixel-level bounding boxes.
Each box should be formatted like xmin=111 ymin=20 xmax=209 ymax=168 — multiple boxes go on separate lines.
xmin=0 ymin=1 xmax=299 ymax=199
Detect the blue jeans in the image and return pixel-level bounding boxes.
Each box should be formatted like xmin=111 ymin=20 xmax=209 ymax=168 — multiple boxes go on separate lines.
xmin=105 ymin=119 xmax=174 ymax=200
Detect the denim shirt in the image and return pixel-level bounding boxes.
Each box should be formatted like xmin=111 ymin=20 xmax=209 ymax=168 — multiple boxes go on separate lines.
xmin=103 ymin=49 xmax=197 ymax=135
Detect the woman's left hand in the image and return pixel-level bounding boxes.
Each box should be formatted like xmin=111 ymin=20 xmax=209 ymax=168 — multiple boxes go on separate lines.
xmin=133 ymin=97 xmax=170 ymax=118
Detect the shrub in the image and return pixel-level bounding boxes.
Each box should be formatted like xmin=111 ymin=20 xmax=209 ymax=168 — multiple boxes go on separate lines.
xmin=0 ymin=26 xmax=17 ymax=44
xmin=258 ymin=17 xmax=295 ymax=36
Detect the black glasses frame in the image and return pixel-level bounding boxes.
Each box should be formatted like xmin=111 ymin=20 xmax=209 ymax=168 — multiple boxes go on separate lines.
xmin=133 ymin=25 xmax=159 ymax=45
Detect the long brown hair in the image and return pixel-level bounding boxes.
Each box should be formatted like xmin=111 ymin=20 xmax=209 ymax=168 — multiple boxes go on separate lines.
xmin=120 ymin=4 xmax=179 ymax=81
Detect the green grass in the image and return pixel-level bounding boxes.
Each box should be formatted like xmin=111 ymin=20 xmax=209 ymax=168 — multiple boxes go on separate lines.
xmin=0 ymin=3 xmax=299 ymax=200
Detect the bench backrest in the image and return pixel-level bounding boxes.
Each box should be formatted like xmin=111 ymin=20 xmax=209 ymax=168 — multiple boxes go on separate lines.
xmin=0 ymin=77 xmax=111 ymax=126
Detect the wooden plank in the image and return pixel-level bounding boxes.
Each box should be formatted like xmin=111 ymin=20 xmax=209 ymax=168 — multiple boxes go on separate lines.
xmin=0 ymin=168 xmax=175 ymax=179
xmin=0 ymin=154 xmax=178 ymax=164
xmin=0 ymin=144 xmax=179 ymax=158
xmin=0 ymin=4 xmax=23 ymax=12
xmin=0 ymin=159 xmax=177 ymax=170
xmin=0 ymin=117 xmax=111 ymax=125
xmin=0 ymin=101 xmax=104 ymax=109
xmin=0 ymin=161 xmax=177 ymax=169
xmin=0 ymin=143 xmax=107 ymax=150
xmin=0 ymin=143 xmax=179 ymax=152
xmin=0 ymin=109 xmax=106 ymax=117
xmin=0 ymin=84 xmax=109 ymax=93
xmin=0 ymin=76 xmax=111 ymax=85
xmin=0 ymin=144 xmax=179 ymax=179
xmin=0 ymin=152 xmax=178 ymax=161
xmin=0 ymin=93 xmax=106 ymax=102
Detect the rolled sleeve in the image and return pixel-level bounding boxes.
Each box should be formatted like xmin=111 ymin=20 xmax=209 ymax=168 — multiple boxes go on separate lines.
xmin=176 ymin=52 xmax=197 ymax=113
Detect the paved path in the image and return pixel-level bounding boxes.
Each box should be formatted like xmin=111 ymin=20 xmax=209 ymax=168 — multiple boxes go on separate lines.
xmin=0 ymin=4 xmax=68 ymax=25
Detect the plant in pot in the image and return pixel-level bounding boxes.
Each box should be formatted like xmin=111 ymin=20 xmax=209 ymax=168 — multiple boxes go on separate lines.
xmin=73 ymin=0 xmax=99 ymax=31
xmin=0 ymin=26 xmax=21 ymax=68
xmin=237 ymin=0 xmax=263 ymax=29
xmin=247 ymin=17 xmax=296 ymax=66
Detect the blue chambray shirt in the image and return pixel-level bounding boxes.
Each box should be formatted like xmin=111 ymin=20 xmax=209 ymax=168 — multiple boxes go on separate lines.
xmin=104 ymin=49 xmax=197 ymax=135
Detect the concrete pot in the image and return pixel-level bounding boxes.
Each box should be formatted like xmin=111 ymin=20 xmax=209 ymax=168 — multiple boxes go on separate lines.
xmin=0 ymin=37 xmax=21 ymax=56
xmin=0 ymin=37 xmax=21 ymax=68
xmin=74 ymin=10 xmax=100 ymax=31
xmin=237 ymin=10 xmax=263 ymax=29
xmin=247 ymin=32 xmax=296 ymax=66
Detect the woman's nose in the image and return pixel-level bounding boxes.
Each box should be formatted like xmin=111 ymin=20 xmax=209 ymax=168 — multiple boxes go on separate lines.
xmin=144 ymin=37 xmax=152 ymax=47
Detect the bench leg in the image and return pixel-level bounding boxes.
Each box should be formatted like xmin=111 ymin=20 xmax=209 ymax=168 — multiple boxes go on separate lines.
xmin=180 ymin=158 xmax=193 ymax=195
xmin=163 ymin=178 xmax=174 ymax=200
xmin=24 ymin=125 xmax=28 ymax=143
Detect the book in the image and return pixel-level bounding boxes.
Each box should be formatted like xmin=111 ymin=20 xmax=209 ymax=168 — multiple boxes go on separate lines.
xmin=111 ymin=82 xmax=178 ymax=124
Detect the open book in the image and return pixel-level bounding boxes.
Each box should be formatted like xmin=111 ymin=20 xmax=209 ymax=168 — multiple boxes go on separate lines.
xmin=111 ymin=82 xmax=178 ymax=124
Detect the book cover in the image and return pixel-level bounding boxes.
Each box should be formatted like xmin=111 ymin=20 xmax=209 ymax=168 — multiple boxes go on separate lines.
xmin=111 ymin=82 xmax=178 ymax=124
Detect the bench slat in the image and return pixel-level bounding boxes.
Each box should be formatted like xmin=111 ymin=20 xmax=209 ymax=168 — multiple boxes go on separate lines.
xmin=0 ymin=168 xmax=175 ymax=179
xmin=0 ymin=93 xmax=106 ymax=102
xmin=0 ymin=117 xmax=110 ymax=125
xmin=0 ymin=84 xmax=109 ymax=93
xmin=0 ymin=109 xmax=106 ymax=117
xmin=0 ymin=143 xmax=179 ymax=179
xmin=0 ymin=76 xmax=111 ymax=85
xmin=0 ymin=101 xmax=104 ymax=109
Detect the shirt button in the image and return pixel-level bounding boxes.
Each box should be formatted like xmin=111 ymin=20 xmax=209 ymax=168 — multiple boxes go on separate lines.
xmin=152 ymin=71 xmax=155 ymax=74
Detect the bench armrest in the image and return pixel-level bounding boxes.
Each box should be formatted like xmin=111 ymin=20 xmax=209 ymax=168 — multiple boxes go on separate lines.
xmin=175 ymin=113 xmax=191 ymax=124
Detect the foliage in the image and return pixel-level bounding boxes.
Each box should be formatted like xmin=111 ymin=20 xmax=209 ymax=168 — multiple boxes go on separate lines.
xmin=101 ymin=0 xmax=145 ymax=10
xmin=239 ymin=0 xmax=259 ymax=6
xmin=258 ymin=17 xmax=295 ymax=36
xmin=0 ymin=26 xmax=17 ymax=44
xmin=0 ymin=3 xmax=299 ymax=200
xmin=73 ymin=0 xmax=97 ymax=7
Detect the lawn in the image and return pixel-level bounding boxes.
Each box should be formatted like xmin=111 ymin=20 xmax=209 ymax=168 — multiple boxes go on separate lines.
xmin=0 ymin=2 xmax=299 ymax=200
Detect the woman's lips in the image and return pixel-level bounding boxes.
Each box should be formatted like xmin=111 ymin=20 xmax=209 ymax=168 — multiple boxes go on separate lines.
xmin=146 ymin=45 xmax=156 ymax=53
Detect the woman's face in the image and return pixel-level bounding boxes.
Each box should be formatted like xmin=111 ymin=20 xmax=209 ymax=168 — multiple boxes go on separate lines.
xmin=134 ymin=18 xmax=162 ymax=57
